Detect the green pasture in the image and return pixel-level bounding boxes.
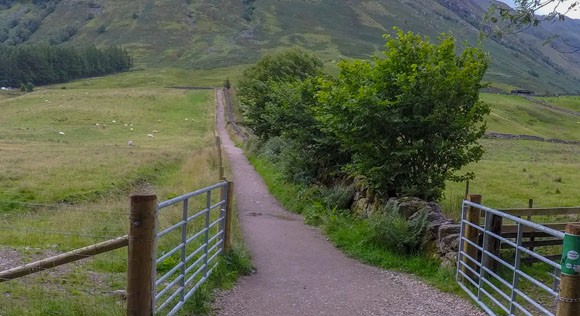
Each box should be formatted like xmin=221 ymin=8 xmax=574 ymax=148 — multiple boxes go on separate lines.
xmin=482 ymin=93 xmax=580 ymax=141
xmin=538 ymin=95 xmax=580 ymax=113
xmin=443 ymin=139 xmax=580 ymax=217
xmin=0 ymin=69 xmax=237 ymax=315
xmin=440 ymin=94 xmax=580 ymax=217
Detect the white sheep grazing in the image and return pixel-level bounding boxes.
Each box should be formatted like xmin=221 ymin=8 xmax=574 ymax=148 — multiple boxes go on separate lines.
xmin=128 ymin=140 xmax=134 ymax=146
xmin=58 ymin=131 xmax=65 ymax=135
xmin=147 ymin=134 xmax=154 ymax=138
xmin=152 ymin=130 xmax=159 ymax=133
xmin=112 ymin=120 xmax=117 ymax=123
xmin=95 ymin=123 xmax=100 ymax=126
xmin=130 ymin=128 xmax=134 ymax=131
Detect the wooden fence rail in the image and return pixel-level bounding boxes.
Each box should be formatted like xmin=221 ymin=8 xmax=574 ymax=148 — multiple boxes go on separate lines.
xmin=0 ymin=235 xmax=128 ymax=283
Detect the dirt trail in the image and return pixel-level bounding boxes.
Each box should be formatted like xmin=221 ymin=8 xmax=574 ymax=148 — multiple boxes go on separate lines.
xmin=213 ymin=90 xmax=483 ymax=316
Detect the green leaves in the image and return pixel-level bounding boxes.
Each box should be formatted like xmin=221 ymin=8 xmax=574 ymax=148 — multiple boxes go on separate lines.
xmin=240 ymin=30 xmax=489 ymax=201
xmin=315 ymin=29 xmax=489 ymax=200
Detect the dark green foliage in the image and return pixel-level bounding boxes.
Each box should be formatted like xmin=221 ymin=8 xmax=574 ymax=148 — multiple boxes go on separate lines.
xmin=316 ymin=29 xmax=489 ymax=200
xmin=367 ymin=203 xmax=429 ymax=255
xmin=241 ymin=0 xmax=256 ymax=21
xmin=238 ymin=48 xmax=323 ymax=139
xmin=49 ymin=25 xmax=78 ymax=45
xmin=224 ymin=77 xmax=231 ymax=89
xmin=96 ymin=25 xmax=107 ymax=34
xmin=321 ymin=184 xmax=355 ymax=211
xmin=25 ymin=82 xmax=34 ymax=92
xmin=239 ymin=49 xmax=350 ymax=184
xmin=0 ymin=45 xmax=132 ymax=87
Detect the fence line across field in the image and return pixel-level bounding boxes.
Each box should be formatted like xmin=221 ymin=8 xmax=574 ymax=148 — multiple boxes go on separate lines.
xmin=0 ymin=180 xmax=234 ymax=315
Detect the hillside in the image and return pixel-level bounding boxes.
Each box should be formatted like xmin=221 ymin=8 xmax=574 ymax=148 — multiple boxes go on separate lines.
xmin=1 ymin=0 xmax=580 ymax=93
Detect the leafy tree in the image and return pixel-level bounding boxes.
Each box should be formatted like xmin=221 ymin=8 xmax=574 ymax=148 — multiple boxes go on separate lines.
xmin=238 ymin=48 xmax=323 ymax=139
xmin=315 ymin=29 xmax=489 ymax=200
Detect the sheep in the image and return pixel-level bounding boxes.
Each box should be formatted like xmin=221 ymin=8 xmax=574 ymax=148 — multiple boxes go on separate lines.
xmin=130 ymin=128 xmax=134 ymax=131
xmin=58 ymin=131 xmax=65 ymax=135
xmin=147 ymin=134 xmax=154 ymax=138
xmin=112 ymin=120 xmax=117 ymax=123
xmin=152 ymin=130 xmax=159 ymax=133
xmin=128 ymin=140 xmax=134 ymax=146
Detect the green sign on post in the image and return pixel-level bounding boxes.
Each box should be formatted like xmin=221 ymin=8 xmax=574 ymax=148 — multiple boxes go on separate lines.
xmin=561 ymin=233 xmax=580 ymax=275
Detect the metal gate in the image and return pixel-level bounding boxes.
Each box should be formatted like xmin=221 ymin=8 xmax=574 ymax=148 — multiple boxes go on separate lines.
xmin=154 ymin=181 xmax=230 ymax=315
xmin=457 ymin=200 xmax=564 ymax=315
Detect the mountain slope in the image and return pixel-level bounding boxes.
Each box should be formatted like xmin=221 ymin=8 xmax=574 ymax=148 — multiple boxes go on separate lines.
xmin=1 ymin=0 xmax=580 ymax=93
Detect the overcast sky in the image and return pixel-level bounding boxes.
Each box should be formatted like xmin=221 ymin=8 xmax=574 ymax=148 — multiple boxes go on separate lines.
xmin=498 ymin=0 xmax=580 ymax=19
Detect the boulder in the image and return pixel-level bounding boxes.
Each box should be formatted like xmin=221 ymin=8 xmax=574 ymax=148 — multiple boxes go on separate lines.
xmin=438 ymin=224 xmax=461 ymax=241
xmin=440 ymin=251 xmax=459 ymax=269
xmin=438 ymin=233 xmax=460 ymax=254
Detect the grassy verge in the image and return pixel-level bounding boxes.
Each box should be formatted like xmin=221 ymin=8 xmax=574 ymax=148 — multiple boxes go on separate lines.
xmin=247 ymin=155 xmax=465 ymax=296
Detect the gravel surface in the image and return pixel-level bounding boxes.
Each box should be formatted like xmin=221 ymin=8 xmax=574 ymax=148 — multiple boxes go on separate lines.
xmin=213 ymin=90 xmax=485 ymax=316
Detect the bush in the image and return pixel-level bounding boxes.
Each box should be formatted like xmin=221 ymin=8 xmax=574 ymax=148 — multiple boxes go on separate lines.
xmin=367 ymin=203 xmax=429 ymax=255
xmin=316 ymin=29 xmax=489 ymax=200
xmin=257 ymin=136 xmax=287 ymax=163
xmin=322 ymin=184 xmax=354 ymax=210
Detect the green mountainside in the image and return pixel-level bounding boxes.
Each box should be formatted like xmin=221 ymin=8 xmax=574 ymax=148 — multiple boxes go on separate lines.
xmin=1 ymin=0 xmax=580 ymax=93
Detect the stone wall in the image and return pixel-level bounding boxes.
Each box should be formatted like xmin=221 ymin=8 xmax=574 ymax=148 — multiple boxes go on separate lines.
xmin=351 ymin=192 xmax=462 ymax=268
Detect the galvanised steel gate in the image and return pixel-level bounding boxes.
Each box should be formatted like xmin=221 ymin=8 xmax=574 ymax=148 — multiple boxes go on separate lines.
xmin=457 ymin=200 xmax=564 ymax=316
xmin=154 ymin=181 xmax=230 ymax=316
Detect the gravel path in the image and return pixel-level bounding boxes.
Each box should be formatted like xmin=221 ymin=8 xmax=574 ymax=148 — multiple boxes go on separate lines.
xmin=213 ymin=90 xmax=484 ymax=316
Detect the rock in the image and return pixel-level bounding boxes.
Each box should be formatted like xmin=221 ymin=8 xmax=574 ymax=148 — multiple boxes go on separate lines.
xmin=438 ymin=224 xmax=461 ymax=241
xmin=352 ymin=198 xmax=371 ymax=218
xmin=390 ymin=197 xmax=427 ymax=219
xmin=112 ymin=289 xmax=127 ymax=300
xmin=438 ymin=233 xmax=460 ymax=254
xmin=440 ymin=251 xmax=459 ymax=269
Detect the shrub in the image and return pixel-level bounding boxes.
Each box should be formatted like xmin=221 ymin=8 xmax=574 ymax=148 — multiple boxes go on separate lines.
xmin=322 ymin=184 xmax=354 ymax=211
xmin=316 ymin=28 xmax=489 ymax=200
xmin=257 ymin=136 xmax=287 ymax=163
xmin=367 ymin=202 xmax=429 ymax=255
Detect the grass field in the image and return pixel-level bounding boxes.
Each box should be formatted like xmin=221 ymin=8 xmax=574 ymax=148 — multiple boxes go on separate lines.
xmin=0 ymin=69 xmax=249 ymax=315
xmin=538 ymin=95 xmax=580 ymax=112
xmin=482 ymin=93 xmax=580 ymax=141
xmin=441 ymin=93 xmax=580 ymax=217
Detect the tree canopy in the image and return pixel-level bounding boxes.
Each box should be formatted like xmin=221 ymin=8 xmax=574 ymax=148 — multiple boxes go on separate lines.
xmin=0 ymin=45 xmax=132 ymax=87
xmin=316 ymin=30 xmax=489 ymax=200
xmin=238 ymin=30 xmax=489 ymax=201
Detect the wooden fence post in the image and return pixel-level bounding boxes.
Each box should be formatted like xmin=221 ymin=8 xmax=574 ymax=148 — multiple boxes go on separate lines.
xmin=527 ymin=198 xmax=535 ymax=252
xmin=482 ymin=209 xmax=502 ymax=273
xmin=462 ymin=194 xmax=482 ymax=280
xmin=216 ymin=136 xmax=224 ymax=181
xmin=557 ymin=224 xmax=580 ymax=316
xmin=127 ymin=189 xmax=157 ymax=316
xmin=223 ymin=180 xmax=234 ymax=254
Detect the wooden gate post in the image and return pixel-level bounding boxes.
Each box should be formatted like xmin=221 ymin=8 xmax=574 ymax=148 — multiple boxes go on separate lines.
xmin=223 ymin=180 xmax=234 ymax=254
xmin=557 ymin=224 xmax=580 ymax=316
xmin=462 ymin=194 xmax=482 ymax=280
xmin=482 ymin=209 xmax=502 ymax=273
xmin=127 ymin=188 xmax=157 ymax=316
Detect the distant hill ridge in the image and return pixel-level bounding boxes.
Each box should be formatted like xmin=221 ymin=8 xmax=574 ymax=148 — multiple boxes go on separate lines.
xmin=1 ymin=0 xmax=580 ymax=93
